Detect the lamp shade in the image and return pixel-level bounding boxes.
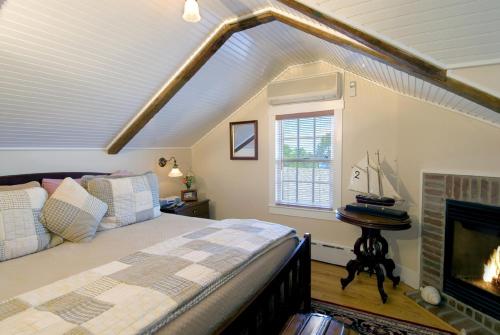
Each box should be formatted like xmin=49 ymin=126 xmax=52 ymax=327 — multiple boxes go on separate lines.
xmin=168 ymin=167 xmax=183 ymax=178
xmin=183 ymin=0 xmax=201 ymax=23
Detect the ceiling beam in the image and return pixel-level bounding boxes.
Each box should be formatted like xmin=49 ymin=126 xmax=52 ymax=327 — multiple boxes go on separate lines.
xmin=276 ymin=0 xmax=500 ymax=113
xmin=271 ymin=12 xmax=430 ymax=81
xmin=276 ymin=0 xmax=445 ymax=79
xmin=107 ymin=12 xmax=276 ymax=154
xmin=107 ymin=8 xmax=499 ymax=154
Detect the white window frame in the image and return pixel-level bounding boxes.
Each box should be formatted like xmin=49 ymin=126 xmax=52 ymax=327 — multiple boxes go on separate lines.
xmin=268 ymin=99 xmax=343 ymax=220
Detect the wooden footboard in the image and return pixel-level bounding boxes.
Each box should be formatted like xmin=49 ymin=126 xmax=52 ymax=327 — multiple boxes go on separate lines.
xmin=217 ymin=233 xmax=311 ymax=335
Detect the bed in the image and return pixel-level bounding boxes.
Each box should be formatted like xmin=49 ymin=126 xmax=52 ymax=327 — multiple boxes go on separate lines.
xmin=0 ymin=172 xmax=311 ymax=335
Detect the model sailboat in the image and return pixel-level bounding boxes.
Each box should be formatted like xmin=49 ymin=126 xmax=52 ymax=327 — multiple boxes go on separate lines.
xmin=349 ymin=151 xmax=401 ymax=206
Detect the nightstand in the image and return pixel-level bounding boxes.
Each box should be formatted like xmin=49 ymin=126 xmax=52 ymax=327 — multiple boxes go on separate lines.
xmin=160 ymin=199 xmax=210 ymax=219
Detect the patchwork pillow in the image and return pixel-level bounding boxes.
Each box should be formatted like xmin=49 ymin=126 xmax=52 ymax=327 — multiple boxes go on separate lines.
xmin=42 ymin=178 xmax=108 ymax=242
xmin=80 ymin=171 xmax=133 ymax=190
xmin=0 ymin=187 xmax=63 ymax=262
xmin=87 ymin=172 xmax=160 ymax=230
xmin=0 ymin=181 xmax=40 ymax=191
xmin=80 ymin=175 xmax=100 ymax=190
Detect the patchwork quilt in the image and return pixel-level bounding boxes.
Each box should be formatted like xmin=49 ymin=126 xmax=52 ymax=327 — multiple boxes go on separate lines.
xmin=0 ymin=219 xmax=295 ymax=335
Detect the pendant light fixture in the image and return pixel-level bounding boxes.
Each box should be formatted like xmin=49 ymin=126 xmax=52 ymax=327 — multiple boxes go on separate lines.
xmin=183 ymin=0 xmax=201 ymax=23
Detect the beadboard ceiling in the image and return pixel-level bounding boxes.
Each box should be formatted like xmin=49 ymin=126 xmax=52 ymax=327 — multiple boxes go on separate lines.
xmin=0 ymin=0 xmax=499 ymax=149
xmin=301 ymin=0 xmax=500 ymax=69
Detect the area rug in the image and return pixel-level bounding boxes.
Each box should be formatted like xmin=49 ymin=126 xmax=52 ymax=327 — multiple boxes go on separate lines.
xmin=312 ymin=299 xmax=455 ymax=335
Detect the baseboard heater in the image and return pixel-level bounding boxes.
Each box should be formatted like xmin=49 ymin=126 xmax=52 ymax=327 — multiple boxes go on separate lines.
xmin=311 ymin=240 xmax=354 ymax=266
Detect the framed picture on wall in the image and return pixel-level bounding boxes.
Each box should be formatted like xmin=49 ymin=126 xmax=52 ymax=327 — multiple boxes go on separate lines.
xmin=181 ymin=189 xmax=198 ymax=202
xmin=230 ymin=120 xmax=258 ymax=160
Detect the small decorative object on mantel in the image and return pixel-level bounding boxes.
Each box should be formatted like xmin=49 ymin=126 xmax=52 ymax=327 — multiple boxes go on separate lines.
xmin=420 ymin=286 xmax=441 ymax=305
xmin=230 ymin=120 xmax=258 ymax=160
xmin=181 ymin=189 xmax=198 ymax=202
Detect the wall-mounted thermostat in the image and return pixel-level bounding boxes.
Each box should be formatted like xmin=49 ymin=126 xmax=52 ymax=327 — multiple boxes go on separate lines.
xmin=349 ymin=81 xmax=357 ymax=97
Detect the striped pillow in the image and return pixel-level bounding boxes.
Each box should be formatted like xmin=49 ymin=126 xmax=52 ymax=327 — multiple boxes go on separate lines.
xmin=0 ymin=187 xmax=63 ymax=261
xmin=87 ymin=172 xmax=160 ymax=231
xmin=42 ymin=178 xmax=108 ymax=242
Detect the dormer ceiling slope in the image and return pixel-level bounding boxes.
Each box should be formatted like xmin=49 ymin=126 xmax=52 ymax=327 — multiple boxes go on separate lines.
xmin=0 ymin=0 xmax=498 ymax=151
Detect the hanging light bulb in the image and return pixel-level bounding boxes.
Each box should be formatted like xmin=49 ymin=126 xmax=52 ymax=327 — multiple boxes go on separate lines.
xmin=183 ymin=0 xmax=201 ymax=23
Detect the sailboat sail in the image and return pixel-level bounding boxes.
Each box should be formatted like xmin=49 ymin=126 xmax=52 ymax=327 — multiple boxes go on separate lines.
xmin=348 ymin=151 xmax=401 ymax=199
xmin=348 ymin=156 xmax=369 ymax=193
xmin=368 ymin=164 xmax=380 ymax=195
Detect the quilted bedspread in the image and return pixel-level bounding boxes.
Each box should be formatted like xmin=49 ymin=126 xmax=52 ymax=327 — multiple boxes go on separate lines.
xmin=0 ymin=219 xmax=295 ymax=335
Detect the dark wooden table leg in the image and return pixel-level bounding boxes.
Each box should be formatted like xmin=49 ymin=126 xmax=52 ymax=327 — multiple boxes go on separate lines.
xmin=375 ymin=235 xmax=400 ymax=288
xmin=340 ymin=232 xmax=367 ymax=289
xmin=382 ymin=258 xmax=400 ymax=288
xmin=374 ymin=263 xmax=388 ymax=303
xmin=341 ymin=227 xmax=400 ymax=303
xmin=341 ymin=259 xmax=359 ymax=289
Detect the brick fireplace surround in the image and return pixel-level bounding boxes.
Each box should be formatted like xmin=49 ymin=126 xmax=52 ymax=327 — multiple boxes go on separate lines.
xmin=418 ymin=173 xmax=500 ymax=334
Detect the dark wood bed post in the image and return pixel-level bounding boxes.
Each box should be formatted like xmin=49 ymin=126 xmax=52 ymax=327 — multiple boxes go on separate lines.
xmin=218 ymin=233 xmax=312 ymax=335
xmin=303 ymin=233 xmax=312 ymax=312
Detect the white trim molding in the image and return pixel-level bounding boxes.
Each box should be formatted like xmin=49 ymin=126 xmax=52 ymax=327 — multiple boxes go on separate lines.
xmin=269 ymin=204 xmax=337 ymax=220
xmin=268 ymin=99 xmax=344 ymax=220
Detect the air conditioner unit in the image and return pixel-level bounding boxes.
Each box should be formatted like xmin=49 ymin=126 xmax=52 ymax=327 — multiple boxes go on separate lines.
xmin=267 ymin=72 xmax=342 ymax=105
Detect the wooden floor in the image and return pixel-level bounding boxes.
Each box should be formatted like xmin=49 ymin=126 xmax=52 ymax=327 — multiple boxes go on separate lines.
xmin=311 ymin=261 xmax=457 ymax=334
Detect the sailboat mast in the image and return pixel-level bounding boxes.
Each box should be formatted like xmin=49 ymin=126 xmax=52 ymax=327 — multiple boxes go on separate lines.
xmin=366 ymin=151 xmax=370 ymax=194
xmin=376 ymin=150 xmax=383 ymax=197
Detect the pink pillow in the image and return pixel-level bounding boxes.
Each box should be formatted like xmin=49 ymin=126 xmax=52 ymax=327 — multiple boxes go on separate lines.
xmin=42 ymin=178 xmax=82 ymax=196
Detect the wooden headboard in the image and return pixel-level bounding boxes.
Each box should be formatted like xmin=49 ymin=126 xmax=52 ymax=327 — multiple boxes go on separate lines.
xmin=0 ymin=172 xmax=109 ymax=186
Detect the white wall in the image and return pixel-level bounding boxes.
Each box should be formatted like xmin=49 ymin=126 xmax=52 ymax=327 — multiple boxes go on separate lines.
xmin=0 ymin=148 xmax=191 ymax=196
xmin=192 ymin=62 xmax=500 ymax=288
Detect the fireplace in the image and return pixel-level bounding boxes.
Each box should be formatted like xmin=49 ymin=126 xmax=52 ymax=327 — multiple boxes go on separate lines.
xmin=443 ymin=199 xmax=500 ymax=319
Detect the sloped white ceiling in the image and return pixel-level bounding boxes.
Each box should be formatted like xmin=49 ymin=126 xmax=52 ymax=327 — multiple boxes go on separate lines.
xmin=129 ymin=21 xmax=330 ymax=148
xmin=131 ymin=21 xmax=500 ymax=148
xmin=0 ymin=0 xmax=499 ymax=149
xmin=300 ymin=0 xmax=500 ymax=69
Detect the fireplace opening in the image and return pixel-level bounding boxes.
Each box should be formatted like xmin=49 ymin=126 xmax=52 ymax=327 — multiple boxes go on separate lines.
xmin=444 ymin=199 xmax=500 ymax=320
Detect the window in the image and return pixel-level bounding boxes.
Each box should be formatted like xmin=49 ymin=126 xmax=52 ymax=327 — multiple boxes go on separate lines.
xmin=274 ymin=110 xmax=334 ymax=210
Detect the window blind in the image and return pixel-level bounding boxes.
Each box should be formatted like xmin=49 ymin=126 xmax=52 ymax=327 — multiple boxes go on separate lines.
xmin=275 ymin=111 xmax=334 ymax=209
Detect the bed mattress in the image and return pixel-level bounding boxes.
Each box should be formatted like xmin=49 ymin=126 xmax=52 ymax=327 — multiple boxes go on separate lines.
xmin=0 ymin=214 xmax=298 ymax=334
